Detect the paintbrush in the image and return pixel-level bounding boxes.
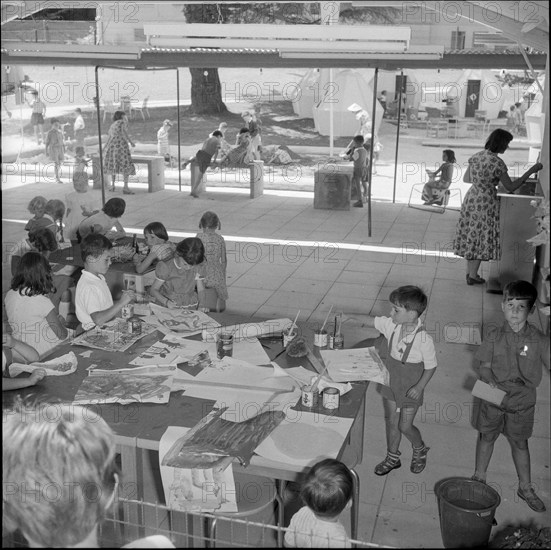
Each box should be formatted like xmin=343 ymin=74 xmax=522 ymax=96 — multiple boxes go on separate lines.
xmin=320 ymin=305 xmax=333 ymax=334
xmin=310 ymin=363 xmax=329 ymax=393
xmin=289 ymin=309 xmax=301 ymax=334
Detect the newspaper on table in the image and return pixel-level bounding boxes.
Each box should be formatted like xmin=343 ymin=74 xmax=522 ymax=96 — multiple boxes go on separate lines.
xmin=320 ymin=347 xmax=390 ymax=385
xmin=71 ymin=319 xmax=157 ymax=352
xmin=9 ymin=351 xmax=78 ymax=377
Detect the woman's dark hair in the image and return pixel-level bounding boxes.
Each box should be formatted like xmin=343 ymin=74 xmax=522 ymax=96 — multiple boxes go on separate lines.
xmin=28 ymin=228 xmax=58 ymax=253
xmin=144 ymin=222 xmax=169 ymax=242
xmin=103 ymin=198 xmax=126 ymax=218
xmin=199 ymin=211 xmax=221 ymax=230
xmin=11 ymin=251 xmax=55 ymax=296
xmin=112 ymin=110 xmax=126 ymax=122
xmin=443 ymin=149 xmax=456 ymax=163
xmin=175 ymin=237 xmax=205 ymax=266
xmin=300 ymin=459 xmax=353 ymax=519
xmin=485 ymin=129 xmax=513 ymax=153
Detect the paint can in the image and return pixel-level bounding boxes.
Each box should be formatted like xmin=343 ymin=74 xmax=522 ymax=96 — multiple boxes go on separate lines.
xmin=333 ymin=335 xmax=344 ymax=350
xmin=301 ymin=384 xmax=318 ymax=408
xmin=127 ymin=315 xmax=142 ymax=335
xmin=323 ymin=387 xmax=340 ymax=409
xmin=314 ymin=329 xmax=328 ymax=347
xmin=121 ymin=304 xmax=134 ymax=320
xmin=217 ymin=333 xmax=234 ymax=359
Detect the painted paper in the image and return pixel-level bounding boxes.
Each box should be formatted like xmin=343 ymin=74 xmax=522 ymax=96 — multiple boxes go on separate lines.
xmin=320 ymin=347 xmax=390 ymax=385
xmin=150 ymin=303 xmax=221 ymax=336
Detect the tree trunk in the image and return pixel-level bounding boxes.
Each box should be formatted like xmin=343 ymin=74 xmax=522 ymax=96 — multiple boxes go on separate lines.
xmin=189 ymin=68 xmax=228 ymax=114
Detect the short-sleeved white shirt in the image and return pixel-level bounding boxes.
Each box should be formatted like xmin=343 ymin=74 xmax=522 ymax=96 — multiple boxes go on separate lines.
xmin=374 ymin=316 xmax=437 ymax=369
xmin=4 ymin=290 xmax=65 ymax=358
xmin=284 ymin=506 xmax=350 ymax=548
xmin=75 ymin=269 xmax=113 ymax=330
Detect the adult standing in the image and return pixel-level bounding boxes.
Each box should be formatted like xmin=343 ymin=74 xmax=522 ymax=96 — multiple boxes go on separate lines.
xmin=103 ymin=110 xmax=136 ymax=195
xmin=242 ymin=111 xmax=261 ymax=161
xmin=378 ymin=90 xmax=387 ymax=116
xmin=190 ymin=130 xmax=222 ymax=198
xmin=453 ymin=129 xmax=543 ymax=285
xmin=157 ymin=119 xmax=173 ymax=162
xmin=73 ymin=108 xmax=85 ymax=150
xmin=26 ymin=90 xmax=46 ymax=145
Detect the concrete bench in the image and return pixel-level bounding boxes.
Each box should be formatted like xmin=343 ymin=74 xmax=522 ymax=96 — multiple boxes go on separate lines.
xmin=190 ymin=159 xmax=264 ymax=198
xmin=91 ymin=154 xmax=165 ymax=192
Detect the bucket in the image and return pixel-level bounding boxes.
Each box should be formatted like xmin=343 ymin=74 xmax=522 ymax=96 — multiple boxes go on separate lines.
xmin=435 ymin=477 xmax=500 ymax=548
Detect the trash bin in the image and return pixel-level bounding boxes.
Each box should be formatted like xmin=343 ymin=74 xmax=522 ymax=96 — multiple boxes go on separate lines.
xmin=435 ymin=477 xmax=500 ymax=548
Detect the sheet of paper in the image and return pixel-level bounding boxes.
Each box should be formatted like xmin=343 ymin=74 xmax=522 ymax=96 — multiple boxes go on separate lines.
xmin=202 ymin=318 xmax=293 ymax=342
xmin=150 ymin=303 xmax=220 ymax=337
xmin=9 ymin=352 xmax=78 ymax=377
xmin=472 ymin=379 xmax=506 ymax=406
xmin=73 ymin=370 xmax=173 ymax=405
xmin=320 ymin=347 xmax=390 ymax=385
xmin=130 ymin=334 xmax=209 ymax=366
xmin=160 ymin=426 xmax=237 ymax=513
xmin=254 ymin=410 xmax=353 ymax=468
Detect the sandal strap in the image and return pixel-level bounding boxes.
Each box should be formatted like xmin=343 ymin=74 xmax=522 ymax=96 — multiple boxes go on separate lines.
xmin=375 ymin=451 xmax=401 ymax=475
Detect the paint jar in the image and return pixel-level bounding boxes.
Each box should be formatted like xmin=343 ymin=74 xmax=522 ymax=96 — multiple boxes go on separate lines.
xmin=127 ymin=315 xmax=142 ymax=335
xmin=314 ymin=329 xmax=328 ymax=347
xmin=301 ymin=385 xmax=318 ymax=408
xmin=282 ymin=328 xmax=297 ymax=347
xmin=333 ymin=335 xmax=344 ymax=350
xmin=323 ymin=387 xmax=340 ymax=409
xmin=217 ymin=333 xmax=234 ymax=359
xmin=121 ymin=304 xmax=134 ymax=320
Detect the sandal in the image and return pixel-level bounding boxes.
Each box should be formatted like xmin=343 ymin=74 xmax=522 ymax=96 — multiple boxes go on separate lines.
xmin=411 ymin=445 xmax=430 ymax=474
xmin=517 ymin=487 xmax=546 ymax=513
xmin=374 ymin=451 xmax=401 ymax=476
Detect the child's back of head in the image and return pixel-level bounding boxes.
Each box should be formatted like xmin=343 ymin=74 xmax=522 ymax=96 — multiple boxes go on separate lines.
xmin=199 ymin=211 xmax=221 ymax=230
xmin=28 ymin=227 xmax=58 ymax=254
xmin=103 ymin=197 xmax=126 ymax=218
xmin=301 ymin=459 xmax=353 ymax=520
xmin=175 ymin=237 xmax=205 ymax=266
xmin=10 ymin=251 xmax=55 ymax=296
xmin=389 ymin=285 xmax=428 ymax=317
xmin=45 ymin=199 xmax=65 ymax=221
xmin=3 ymin=399 xmax=118 ymax=548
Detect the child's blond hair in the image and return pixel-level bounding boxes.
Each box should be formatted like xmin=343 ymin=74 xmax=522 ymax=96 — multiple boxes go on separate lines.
xmin=27 ymin=196 xmax=47 ymax=217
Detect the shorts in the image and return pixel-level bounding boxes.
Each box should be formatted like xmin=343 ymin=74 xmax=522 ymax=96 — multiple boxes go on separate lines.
xmin=196 ymin=150 xmax=212 ymax=173
xmin=475 ymin=382 xmax=536 ymax=440
xmin=31 ymin=113 xmax=44 ymax=125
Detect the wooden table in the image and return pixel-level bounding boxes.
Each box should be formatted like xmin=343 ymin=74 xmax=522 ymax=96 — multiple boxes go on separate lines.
xmin=3 ymin=316 xmax=369 ymax=541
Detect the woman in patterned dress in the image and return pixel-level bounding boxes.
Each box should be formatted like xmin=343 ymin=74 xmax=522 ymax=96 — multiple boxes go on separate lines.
xmin=103 ymin=110 xmax=136 ymax=195
xmin=453 ymin=129 xmax=543 ymax=285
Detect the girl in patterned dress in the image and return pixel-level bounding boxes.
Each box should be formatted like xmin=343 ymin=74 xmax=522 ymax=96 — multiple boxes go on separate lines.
xmin=453 ymin=129 xmax=543 ymax=286
xmin=196 ymin=211 xmax=228 ymax=311
xmin=103 ymin=110 xmax=136 ymax=195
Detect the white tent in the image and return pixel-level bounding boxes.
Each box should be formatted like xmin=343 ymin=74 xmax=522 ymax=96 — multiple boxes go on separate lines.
xmin=312 ymin=69 xmax=383 ymax=137
xmin=291 ymin=69 xmax=331 ymax=118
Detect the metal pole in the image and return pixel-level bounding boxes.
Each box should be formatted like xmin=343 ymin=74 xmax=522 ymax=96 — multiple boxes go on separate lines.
xmin=368 ymin=68 xmax=379 ymax=238
xmin=177 ymin=68 xmax=181 ymax=192
xmin=95 ymin=66 xmax=105 ymax=207
xmin=329 ymin=67 xmax=334 ymax=157
xmin=392 ymin=70 xmax=404 ymax=204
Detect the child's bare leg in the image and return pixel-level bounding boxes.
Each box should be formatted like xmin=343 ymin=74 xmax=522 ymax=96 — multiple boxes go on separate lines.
xmin=509 ymin=438 xmax=531 ymax=490
xmin=473 ymin=431 xmax=499 ymax=481
xmin=374 ymin=397 xmax=402 ymax=475
xmin=38 ymin=124 xmax=44 ymax=144
xmin=399 ymin=405 xmax=423 ymax=448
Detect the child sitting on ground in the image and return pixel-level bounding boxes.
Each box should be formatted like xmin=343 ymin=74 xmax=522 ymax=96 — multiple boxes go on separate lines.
xmin=2 ymin=333 xmax=45 ymax=391
xmin=285 ymin=459 xmax=352 ymax=548
xmin=149 ymin=237 xmax=207 ymax=310
xmin=351 ymin=285 xmax=437 ymax=476
xmin=4 ymin=252 xmax=69 ymax=359
xmin=75 ymin=233 xmax=135 ymax=331
xmin=45 ymin=117 xmax=65 ymax=184
xmin=65 ymin=148 xmax=99 ymax=243
xmin=24 ymin=195 xmax=47 ymax=233
xmin=3 ymin=400 xmax=175 ymax=548
xmin=196 ymin=211 xmax=228 ymax=312
xmin=472 ymin=280 xmax=549 ymax=513
xmin=10 ymin=227 xmax=58 ymax=276
xmin=422 ymin=149 xmax=456 ymax=205
xmin=78 ymin=197 xmax=126 ymax=241
xmin=133 ymin=221 xmax=176 ymax=274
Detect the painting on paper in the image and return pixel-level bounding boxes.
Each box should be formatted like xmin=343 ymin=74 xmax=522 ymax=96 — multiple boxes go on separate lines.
xmin=150 ymin=304 xmax=220 ymax=336
xmin=71 ymin=319 xmax=158 ymax=353
xmin=130 ymin=333 xmax=210 ymax=366
xmin=73 ymin=371 xmax=173 ymax=405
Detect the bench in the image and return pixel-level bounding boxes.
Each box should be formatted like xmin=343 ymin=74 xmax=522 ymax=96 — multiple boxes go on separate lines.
xmin=91 ymin=154 xmax=165 ymax=193
xmin=190 ymin=159 xmax=264 ymax=198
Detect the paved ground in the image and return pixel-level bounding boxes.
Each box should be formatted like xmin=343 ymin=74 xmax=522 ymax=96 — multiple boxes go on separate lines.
xmin=2 ymin=161 xmax=549 ymax=547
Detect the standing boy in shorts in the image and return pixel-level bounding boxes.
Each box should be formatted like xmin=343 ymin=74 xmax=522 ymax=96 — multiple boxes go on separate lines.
xmin=473 ymin=280 xmax=549 ymax=512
